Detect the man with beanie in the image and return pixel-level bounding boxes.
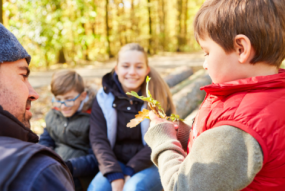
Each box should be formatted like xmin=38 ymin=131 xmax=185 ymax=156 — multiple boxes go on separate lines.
xmin=0 ymin=24 xmax=75 ymax=191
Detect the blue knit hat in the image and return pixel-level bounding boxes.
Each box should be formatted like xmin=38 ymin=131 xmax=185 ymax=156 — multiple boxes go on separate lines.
xmin=0 ymin=24 xmax=31 ymax=64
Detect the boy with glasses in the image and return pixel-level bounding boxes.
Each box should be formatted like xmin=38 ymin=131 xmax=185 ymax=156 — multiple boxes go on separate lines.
xmin=39 ymin=69 xmax=98 ymax=191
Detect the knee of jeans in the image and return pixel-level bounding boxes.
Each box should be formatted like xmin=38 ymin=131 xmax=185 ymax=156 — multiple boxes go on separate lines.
xmin=123 ymin=181 xmax=146 ymax=191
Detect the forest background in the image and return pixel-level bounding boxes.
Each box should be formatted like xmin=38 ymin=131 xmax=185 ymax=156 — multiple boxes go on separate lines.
xmin=0 ymin=0 xmax=284 ymax=134
xmin=0 ymin=0 xmax=205 ymax=70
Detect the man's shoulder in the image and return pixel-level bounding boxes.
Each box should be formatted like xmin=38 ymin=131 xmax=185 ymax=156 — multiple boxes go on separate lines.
xmin=9 ymin=153 xmax=74 ymax=191
xmin=0 ymin=137 xmax=74 ymax=191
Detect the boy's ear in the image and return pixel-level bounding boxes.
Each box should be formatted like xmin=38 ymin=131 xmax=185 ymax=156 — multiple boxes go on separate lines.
xmin=234 ymin=35 xmax=255 ymax=64
xmin=114 ymin=65 xmax=118 ymax=73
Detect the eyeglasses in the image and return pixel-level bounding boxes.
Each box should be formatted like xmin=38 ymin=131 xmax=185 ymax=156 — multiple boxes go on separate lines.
xmin=52 ymin=93 xmax=81 ymax=108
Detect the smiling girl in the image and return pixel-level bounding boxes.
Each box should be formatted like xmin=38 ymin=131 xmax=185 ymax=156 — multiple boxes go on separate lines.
xmin=88 ymin=43 xmax=175 ymax=191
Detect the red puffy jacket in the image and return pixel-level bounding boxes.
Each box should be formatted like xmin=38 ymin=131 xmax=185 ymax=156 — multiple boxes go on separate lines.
xmin=188 ymin=69 xmax=285 ymax=190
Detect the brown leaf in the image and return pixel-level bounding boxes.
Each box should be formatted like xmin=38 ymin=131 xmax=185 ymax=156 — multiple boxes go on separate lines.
xmin=127 ymin=109 xmax=150 ymax=128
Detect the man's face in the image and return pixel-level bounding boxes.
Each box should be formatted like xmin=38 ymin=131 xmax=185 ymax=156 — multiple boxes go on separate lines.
xmin=0 ymin=59 xmax=39 ymax=128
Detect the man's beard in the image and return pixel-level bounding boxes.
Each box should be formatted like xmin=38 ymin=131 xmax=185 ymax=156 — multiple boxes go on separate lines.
xmin=21 ymin=112 xmax=31 ymax=128
xmin=21 ymin=100 xmax=31 ymax=128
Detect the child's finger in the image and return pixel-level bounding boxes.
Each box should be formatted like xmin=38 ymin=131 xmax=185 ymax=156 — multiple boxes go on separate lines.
xmin=174 ymin=124 xmax=179 ymax=130
xmin=149 ymin=111 xmax=159 ymax=121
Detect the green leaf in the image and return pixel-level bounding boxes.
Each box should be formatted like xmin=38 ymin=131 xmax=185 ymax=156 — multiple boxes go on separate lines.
xmin=146 ymin=76 xmax=151 ymax=97
xmin=146 ymin=76 xmax=151 ymax=83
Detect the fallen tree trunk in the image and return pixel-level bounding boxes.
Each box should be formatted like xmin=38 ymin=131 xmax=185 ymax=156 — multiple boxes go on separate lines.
xmin=164 ymin=66 xmax=193 ymax=88
xmin=170 ymin=69 xmax=206 ymax=95
xmin=173 ymin=72 xmax=211 ymax=118
xmin=183 ymin=108 xmax=199 ymax=126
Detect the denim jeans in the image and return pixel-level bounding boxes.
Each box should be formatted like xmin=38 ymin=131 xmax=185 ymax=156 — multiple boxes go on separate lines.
xmin=87 ymin=162 xmax=163 ymax=191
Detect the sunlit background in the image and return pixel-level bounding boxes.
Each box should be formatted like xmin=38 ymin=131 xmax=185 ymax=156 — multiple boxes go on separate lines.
xmin=1 ymin=0 xmax=206 ymax=70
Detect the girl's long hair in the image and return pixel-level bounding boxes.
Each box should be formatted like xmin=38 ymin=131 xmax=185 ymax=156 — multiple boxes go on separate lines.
xmin=117 ymin=43 xmax=176 ymax=114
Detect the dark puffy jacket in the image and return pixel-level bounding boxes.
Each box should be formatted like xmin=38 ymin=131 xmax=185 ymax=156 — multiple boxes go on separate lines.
xmin=0 ymin=106 xmax=74 ymax=191
xmin=42 ymin=86 xmax=96 ymax=160
xmin=40 ymin=128 xmax=98 ymax=177
xmin=90 ymin=72 xmax=172 ymax=180
xmin=44 ymin=109 xmax=91 ymax=160
xmin=39 ymin=87 xmax=98 ymax=190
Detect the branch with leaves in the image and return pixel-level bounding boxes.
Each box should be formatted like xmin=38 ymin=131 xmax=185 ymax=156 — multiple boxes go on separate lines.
xmin=126 ymin=76 xmax=182 ymax=128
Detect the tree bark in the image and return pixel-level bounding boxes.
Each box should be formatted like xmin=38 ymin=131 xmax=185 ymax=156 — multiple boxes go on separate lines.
xmin=147 ymin=0 xmax=152 ymax=54
xmin=170 ymin=69 xmax=206 ymax=95
xmin=164 ymin=66 xmax=193 ymax=88
xmin=173 ymin=73 xmax=212 ymax=118
xmin=105 ymin=0 xmax=112 ymax=58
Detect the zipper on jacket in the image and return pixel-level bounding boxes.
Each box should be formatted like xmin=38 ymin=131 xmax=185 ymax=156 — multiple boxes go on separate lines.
xmin=62 ymin=120 xmax=68 ymax=134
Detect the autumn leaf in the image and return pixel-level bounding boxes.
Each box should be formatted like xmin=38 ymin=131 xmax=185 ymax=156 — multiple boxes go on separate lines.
xmin=126 ymin=76 xmax=183 ymax=128
xmin=127 ymin=109 xmax=150 ymax=128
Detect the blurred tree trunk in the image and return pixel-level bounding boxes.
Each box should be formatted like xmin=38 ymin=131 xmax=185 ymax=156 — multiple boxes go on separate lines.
xmin=58 ymin=48 xmax=66 ymax=64
xmin=45 ymin=52 xmax=49 ymax=69
xmin=183 ymin=0 xmax=188 ymax=46
xmin=116 ymin=1 xmax=123 ymax=47
xmin=160 ymin=0 xmax=166 ymax=51
xmin=105 ymin=0 xmax=112 ymax=58
xmin=177 ymin=0 xmax=183 ymax=52
xmin=131 ymin=0 xmax=135 ymax=42
xmin=147 ymin=0 xmax=152 ymax=54
xmin=0 ymin=0 xmax=3 ymax=24
xmin=121 ymin=0 xmax=128 ymax=44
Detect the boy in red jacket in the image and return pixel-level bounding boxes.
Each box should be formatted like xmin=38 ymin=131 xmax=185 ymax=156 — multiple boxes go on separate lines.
xmin=144 ymin=0 xmax=285 ymax=191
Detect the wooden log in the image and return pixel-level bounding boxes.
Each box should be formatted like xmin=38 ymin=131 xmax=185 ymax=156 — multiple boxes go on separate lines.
xmin=183 ymin=108 xmax=199 ymax=126
xmin=170 ymin=69 xmax=206 ymax=95
xmin=164 ymin=66 xmax=193 ymax=88
xmin=173 ymin=72 xmax=211 ymax=118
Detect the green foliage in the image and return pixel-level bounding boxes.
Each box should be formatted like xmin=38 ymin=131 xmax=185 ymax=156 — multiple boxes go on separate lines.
xmin=3 ymin=0 xmax=204 ymax=69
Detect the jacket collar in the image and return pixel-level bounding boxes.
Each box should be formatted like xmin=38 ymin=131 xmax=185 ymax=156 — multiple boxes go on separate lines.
xmin=51 ymin=108 xmax=90 ymax=119
xmin=201 ymin=69 xmax=285 ymax=96
xmin=0 ymin=105 xmax=38 ymax=143
xmin=102 ymin=72 xmax=144 ymax=102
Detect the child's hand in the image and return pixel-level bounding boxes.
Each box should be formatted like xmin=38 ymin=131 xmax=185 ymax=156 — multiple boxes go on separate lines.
xmin=124 ymin=175 xmax=131 ymax=183
xmin=149 ymin=111 xmax=179 ymax=129
xmin=111 ymin=179 xmax=124 ymax=191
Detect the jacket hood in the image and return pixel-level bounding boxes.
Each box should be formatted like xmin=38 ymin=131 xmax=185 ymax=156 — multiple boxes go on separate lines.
xmin=0 ymin=105 xmax=38 ymax=143
xmin=102 ymin=71 xmax=125 ymax=97
xmin=102 ymin=72 xmax=144 ymax=102
xmin=81 ymin=84 xmax=97 ymax=112
xmin=201 ymin=69 xmax=285 ymax=96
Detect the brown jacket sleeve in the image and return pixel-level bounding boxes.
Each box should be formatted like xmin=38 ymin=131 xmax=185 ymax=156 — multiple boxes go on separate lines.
xmin=89 ymin=97 xmax=122 ymax=176
xmin=126 ymin=145 xmax=153 ymax=173
xmin=126 ymin=107 xmax=175 ymax=172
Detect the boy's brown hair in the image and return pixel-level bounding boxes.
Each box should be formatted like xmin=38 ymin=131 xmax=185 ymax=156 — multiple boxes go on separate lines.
xmin=51 ymin=69 xmax=84 ymax=96
xmin=194 ymin=0 xmax=285 ymax=67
